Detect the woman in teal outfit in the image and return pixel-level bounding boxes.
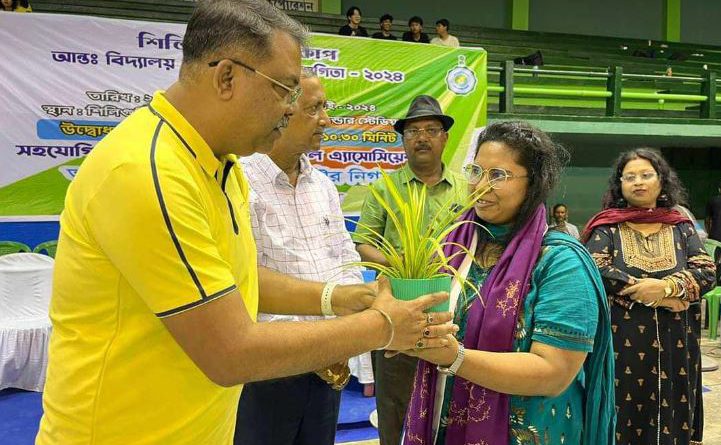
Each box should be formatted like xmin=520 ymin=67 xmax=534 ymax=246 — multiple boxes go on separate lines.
xmin=402 ymin=121 xmax=615 ymax=445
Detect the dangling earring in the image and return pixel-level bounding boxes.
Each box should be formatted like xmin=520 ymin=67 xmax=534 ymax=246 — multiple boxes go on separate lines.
xmin=657 ymin=193 xmax=669 ymax=205
xmin=616 ymin=197 xmax=627 ymax=208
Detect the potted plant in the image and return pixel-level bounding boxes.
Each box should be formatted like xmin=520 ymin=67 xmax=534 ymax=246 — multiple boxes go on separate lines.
xmin=351 ymin=169 xmax=493 ymax=312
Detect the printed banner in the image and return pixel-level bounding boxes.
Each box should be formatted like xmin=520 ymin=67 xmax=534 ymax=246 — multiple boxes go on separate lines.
xmin=271 ymin=0 xmax=318 ymax=12
xmin=0 ymin=12 xmax=486 ymax=217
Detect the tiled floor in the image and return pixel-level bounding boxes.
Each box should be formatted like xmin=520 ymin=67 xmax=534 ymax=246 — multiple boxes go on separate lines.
xmin=343 ymin=331 xmax=721 ymax=445
xmin=700 ymin=334 xmax=721 ymax=445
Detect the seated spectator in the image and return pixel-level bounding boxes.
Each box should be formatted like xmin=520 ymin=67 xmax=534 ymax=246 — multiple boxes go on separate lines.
xmin=514 ymin=50 xmax=544 ymax=66
xmin=402 ymin=16 xmax=430 ymax=44
xmin=371 ymin=13 xmax=397 ymax=40
xmin=431 ymin=18 xmax=459 ymax=47
xmin=1 ymin=0 xmax=31 ymax=12
xmin=338 ymin=6 xmax=368 ymax=37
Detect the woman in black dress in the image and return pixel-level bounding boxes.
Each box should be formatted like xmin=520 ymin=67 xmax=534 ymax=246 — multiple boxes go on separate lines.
xmin=584 ymin=148 xmax=715 ymax=445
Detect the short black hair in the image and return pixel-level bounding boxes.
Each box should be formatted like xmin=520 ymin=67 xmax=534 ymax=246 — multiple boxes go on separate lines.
xmin=346 ymin=6 xmax=361 ymax=19
xmin=602 ymin=147 xmax=687 ymax=209
xmin=380 ymin=13 xmax=393 ymax=23
xmin=408 ymin=16 xmax=424 ymax=26
xmin=435 ymin=18 xmax=450 ymax=29
xmin=552 ymin=203 xmax=567 ymax=213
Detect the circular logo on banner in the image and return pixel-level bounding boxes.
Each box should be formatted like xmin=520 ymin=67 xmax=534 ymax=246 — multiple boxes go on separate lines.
xmin=446 ymin=55 xmax=477 ymax=95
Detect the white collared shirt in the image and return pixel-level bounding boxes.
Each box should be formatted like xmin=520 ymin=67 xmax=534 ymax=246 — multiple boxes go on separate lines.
xmin=241 ymin=153 xmax=363 ymax=323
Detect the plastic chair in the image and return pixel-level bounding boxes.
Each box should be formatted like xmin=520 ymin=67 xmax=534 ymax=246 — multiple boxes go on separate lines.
xmin=0 ymin=253 xmax=54 ymax=391
xmin=704 ymin=239 xmax=721 ymax=260
xmin=361 ymin=269 xmax=377 ymax=283
xmin=0 ymin=241 xmax=31 ymax=256
xmin=704 ymin=287 xmax=721 ymax=340
xmin=33 ymin=240 xmax=58 ymax=258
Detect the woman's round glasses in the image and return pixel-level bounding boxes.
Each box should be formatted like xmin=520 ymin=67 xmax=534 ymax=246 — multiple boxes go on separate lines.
xmin=462 ymin=163 xmax=528 ymax=188
xmin=619 ymin=171 xmax=658 ymax=183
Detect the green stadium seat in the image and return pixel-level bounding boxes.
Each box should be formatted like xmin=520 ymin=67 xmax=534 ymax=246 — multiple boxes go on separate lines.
xmin=0 ymin=241 xmax=32 ymax=256
xmin=33 ymin=240 xmax=59 ymax=258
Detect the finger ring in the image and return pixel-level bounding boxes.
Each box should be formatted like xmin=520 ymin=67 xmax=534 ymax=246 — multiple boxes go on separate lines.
xmin=415 ymin=339 xmax=425 ymax=349
xmin=426 ymin=313 xmax=434 ymax=324
xmin=423 ymin=327 xmax=431 ymax=337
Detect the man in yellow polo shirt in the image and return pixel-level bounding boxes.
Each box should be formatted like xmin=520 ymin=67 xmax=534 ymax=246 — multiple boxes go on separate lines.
xmin=35 ymin=1 xmax=456 ymax=444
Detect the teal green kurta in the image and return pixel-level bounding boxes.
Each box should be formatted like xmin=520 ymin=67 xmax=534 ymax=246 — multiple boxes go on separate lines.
xmin=436 ymin=227 xmax=600 ymax=445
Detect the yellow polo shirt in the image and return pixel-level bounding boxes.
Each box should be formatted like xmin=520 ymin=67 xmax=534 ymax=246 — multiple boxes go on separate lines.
xmin=36 ymin=91 xmax=258 ymax=445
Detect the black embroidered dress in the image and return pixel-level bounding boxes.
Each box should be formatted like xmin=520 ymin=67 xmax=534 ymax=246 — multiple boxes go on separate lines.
xmin=586 ymin=222 xmax=715 ymax=445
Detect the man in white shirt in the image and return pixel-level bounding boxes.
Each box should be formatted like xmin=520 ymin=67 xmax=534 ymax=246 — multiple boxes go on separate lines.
xmin=431 ymin=18 xmax=460 ymax=47
xmin=237 ymin=68 xmax=368 ymax=445
xmin=549 ymin=203 xmax=580 ymax=240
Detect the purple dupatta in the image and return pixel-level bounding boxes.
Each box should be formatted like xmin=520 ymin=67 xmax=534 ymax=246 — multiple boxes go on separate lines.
xmin=404 ymin=205 xmax=548 ymax=445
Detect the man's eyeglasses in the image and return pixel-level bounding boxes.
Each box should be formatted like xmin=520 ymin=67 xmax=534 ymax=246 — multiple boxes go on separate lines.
xmin=462 ymin=163 xmax=528 ymax=188
xmin=304 ymin=101 xmax=328 ymax=117
xmin=403 ymin=127 xmax=445 ymax=139
xmin=208 ymin=58 xmax=302 ymax=105
xmin=620 ymin=171 xmax=658 ymax=183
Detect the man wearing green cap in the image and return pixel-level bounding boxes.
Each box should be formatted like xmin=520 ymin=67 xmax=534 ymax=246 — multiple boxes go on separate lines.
xmin=352 ymin=94 xmax=467 ymax=445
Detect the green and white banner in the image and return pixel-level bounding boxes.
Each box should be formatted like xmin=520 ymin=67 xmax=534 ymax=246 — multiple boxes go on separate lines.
xmin=0 ymin=12 xmax=486 ymax=217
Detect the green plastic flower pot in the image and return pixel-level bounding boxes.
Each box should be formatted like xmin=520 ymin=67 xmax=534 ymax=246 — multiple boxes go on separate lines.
xmin=388 ymin=276 xmax=451 ymax=313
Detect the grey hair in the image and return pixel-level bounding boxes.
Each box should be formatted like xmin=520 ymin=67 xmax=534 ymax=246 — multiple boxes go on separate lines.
xmin=182 ymin=0 xmax=308 ymax=67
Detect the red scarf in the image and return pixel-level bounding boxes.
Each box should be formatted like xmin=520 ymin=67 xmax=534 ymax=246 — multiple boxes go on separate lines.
xmin=581 ymin=206 xmax=691 ymax=242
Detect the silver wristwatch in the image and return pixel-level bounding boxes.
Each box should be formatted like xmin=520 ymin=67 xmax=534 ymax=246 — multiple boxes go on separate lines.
xmin=437 ymin=343 xmax=465 ymax=376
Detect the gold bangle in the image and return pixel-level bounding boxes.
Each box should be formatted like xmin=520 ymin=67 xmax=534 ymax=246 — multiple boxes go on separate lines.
xmin=667 ymin=278 xmax=677 ymax=297
xmin=664 ymin=277 xmax=681 ymax=298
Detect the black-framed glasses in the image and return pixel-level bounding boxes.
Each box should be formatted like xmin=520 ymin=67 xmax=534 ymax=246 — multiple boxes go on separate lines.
xmin=462 ymin=163 xmax=528 ymax=188
xmin=403 ymin=127 xmax=445 ymax=139
xmin=208 ymin=58 xmax=302 ymax=105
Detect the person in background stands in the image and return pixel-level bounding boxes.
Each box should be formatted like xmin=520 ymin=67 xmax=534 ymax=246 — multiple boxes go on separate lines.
xmin=704 ymin=182 xmax=721 ymax=284
xmin=431 ymin=18 xmax=460 ymax=48
xmin=34 ymin=2 xmax=456 ymax=444
xmin=338 ymin=6 xmax=368 ymax=37
xmin=371 ymin=13 xmax=397 ymax=40
xmin=705 ymin=181 xmax=721 ymax=243
xmin=549 ymin=202 xmax=580 ymax=240
xmin=1 ymin=0 xmax=31 ymax=12
xmin=402 ymin=16 xmax=430 ymax=44
xmin=235 ymin=68 xmax=366 ymax=445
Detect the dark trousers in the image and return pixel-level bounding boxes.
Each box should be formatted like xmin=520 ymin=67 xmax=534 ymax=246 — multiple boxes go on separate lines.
xmin=234 ymin=373 xmax=341 ymax=445
xmin=373 ymin=351 xmax=419 ymax=445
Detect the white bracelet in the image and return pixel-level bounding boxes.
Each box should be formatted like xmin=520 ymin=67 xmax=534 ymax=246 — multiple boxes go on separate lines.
xmin=321 ymin=282 xmax=338 ymax=316
xmin=368 ymin=307 xmax=394 ymax=350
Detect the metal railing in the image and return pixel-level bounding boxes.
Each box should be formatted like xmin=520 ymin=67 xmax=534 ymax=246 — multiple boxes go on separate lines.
xmin=488 ymin=61 xmax=719 ymax=118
